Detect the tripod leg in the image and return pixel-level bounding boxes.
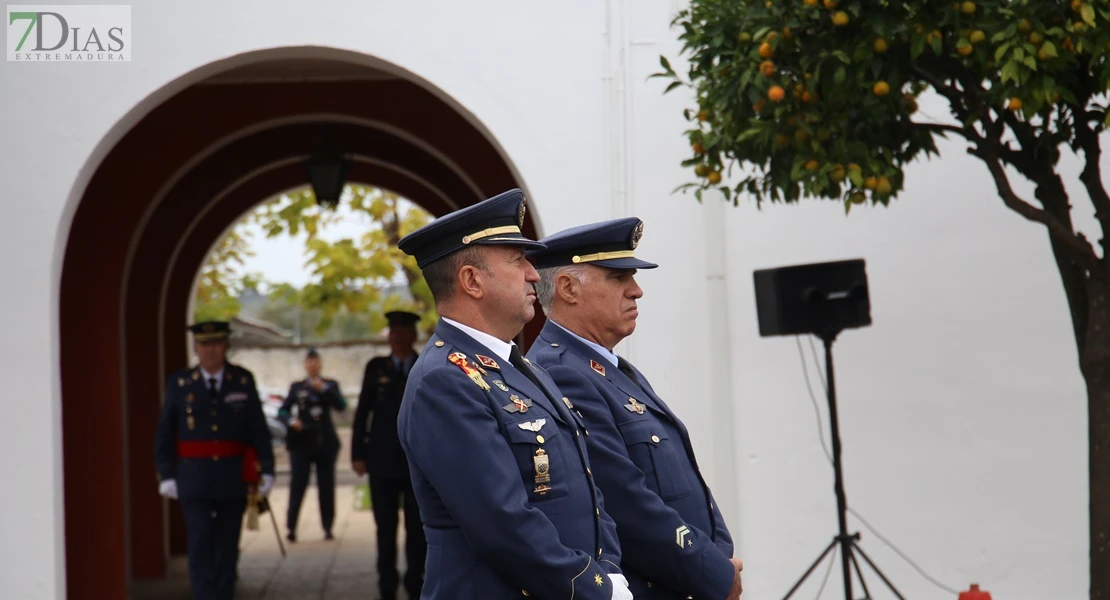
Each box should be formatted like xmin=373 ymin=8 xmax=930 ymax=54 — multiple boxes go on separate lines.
xmin=847 ymin=547 xmax=872 ymax=600
xmin=782 ymin=539 xmax=838 ymax=600
xmin=851 ymin=541 xmax=906 ymax=600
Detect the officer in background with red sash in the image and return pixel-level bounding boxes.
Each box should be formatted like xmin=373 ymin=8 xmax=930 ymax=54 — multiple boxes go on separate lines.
xmin=154 ymin=320 xmax=275 ymax=600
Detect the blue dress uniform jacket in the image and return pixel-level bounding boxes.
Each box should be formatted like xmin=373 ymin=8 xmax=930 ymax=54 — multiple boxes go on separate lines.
xmin=528 ymin=322 xmax=735 ymax=600
xmin=397 ymin=320 xmax=623 ymax=600
xmin=352 ymin=355 xmax=414 ymax=478
xmin=154 ymin=363 xmax=275 ymax=498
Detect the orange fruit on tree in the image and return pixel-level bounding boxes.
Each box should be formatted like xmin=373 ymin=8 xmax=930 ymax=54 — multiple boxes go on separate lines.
xmin=769 ymin=85 xmax=786 ymax=102
xmin=960 ymin=1 xmax=976 ymax=15
xmin=832 ymin=11 xmax=850 ymax=26
xmin=760 ymin=60 xmax=776 ymax=76
xmin=774 ymin=134 xmax=790 ymax=149
xmin=1008 ymin=97 xmax=1023 ymax=110
xmin=872 ymin=81 xmax=891 ymax=96
xmin=697 ymin=109 xmax=710 ymax=121
xmin=753 ymin=99 xmax=767 ymax=112
xmin=830 ymin=165 xmax=846 ymax=182
xmin=692 ymin=142 xmax=705 ymax=154
xmin=695 ymin=164 xmax=709 ymax=177
xmin=759 ymin=42 xmax=774 ymax=58
xmin=802 ymin=90 xmax=819 ymax=104
xmin=795 ymin=130 xmax=811 ymax=143
xmin=873 ymin=38 xmax=888 ymax=53
xmin=875 ymin=176 xmax=892 ymax=194
xmin=1072 ymin=0 xmax=1083 ymax=11
xmin=864 ymin=176 xmax=878 ymax=190
xmin=783 ymin=27 xmax=794 ymax=42
xmin=1029 ymin=31 xmax=1044 ymax=44
xmin=957 ymin=40 xmax=973 ymax=56
xmin=823 ymin=0 xmax=839 ymax=8
xmin=804 ymin=0 xmax=819 ymax=5
xmin=970 ymin=30 xmax=986 ymax=44
xmin=708 ymin=171 xmax=722 ymax=184
xmin=804 ymin=159 xmax=820 ymax=171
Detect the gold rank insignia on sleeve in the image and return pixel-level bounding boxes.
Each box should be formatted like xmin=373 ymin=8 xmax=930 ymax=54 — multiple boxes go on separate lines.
xmin=594 ymin=573 xmax=604 ymax=586
xmin=447 ymin=352 xmax=490 ymax=391
xmin=590 ymin=360 xmax=606 ymax=376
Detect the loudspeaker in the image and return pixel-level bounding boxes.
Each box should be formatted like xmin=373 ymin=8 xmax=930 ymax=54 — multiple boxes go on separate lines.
xmin=753 ymin=258 xmax=872 ymax=338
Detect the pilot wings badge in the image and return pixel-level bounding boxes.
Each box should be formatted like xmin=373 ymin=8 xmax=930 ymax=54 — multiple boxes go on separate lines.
xmin=517 ymin=419 xmax=547 ymax=432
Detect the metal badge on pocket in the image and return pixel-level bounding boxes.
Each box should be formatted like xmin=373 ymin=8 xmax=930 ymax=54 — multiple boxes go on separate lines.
xmin=533 ymin=449 xmax=551 ymax=494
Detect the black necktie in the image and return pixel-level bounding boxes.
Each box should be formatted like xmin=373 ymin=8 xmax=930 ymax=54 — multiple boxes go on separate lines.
xmin=617 ymin=357 xmax=644 ymax=391
xmin=509 ymin=346 xmax=552 ymax=398
xmin=207 ymin=377 xmax=219 ymax=398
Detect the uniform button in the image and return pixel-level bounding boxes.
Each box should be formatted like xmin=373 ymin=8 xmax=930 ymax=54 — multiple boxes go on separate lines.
xmin=435 ymin=341 xmax=445 ymax=347
xmin=584 ymin=429 xmax=589 ymax=436
xmin=575 ymin=430 xmax=580 ymax=437
xmin=551 ymin=343 xmax=559 ymax=347
xmin=647 ymin=582 xmax=654 ymax=589
xmin=521 ymin=590 xmax=530 ymax=597
xmin=186 ymin=407 xmax=192 ymax=414
xmin=597 ymin=548 xmax=602 ymax=557
xmin=651 ymin=435 xmax=660 ymax=443
xmin=212 ymin=425 xmax=219 ymax=432
xmin=536 ymin=435 xmax=545 ymax=444
xmin=587 ymin=468 xmax=592 ymax=477
xmin=595 ymin=508 xmax=599 ymax=518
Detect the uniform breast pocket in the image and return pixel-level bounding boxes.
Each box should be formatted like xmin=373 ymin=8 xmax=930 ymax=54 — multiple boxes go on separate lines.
xmin=619 ymin=420 xmax=693 ymax=501
xmin=504 ymin=420 xmax=570 ymax=502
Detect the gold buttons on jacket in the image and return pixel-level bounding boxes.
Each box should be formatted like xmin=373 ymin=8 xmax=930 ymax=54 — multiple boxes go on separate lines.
xmin=536 ymin=435 xmax=545 ymax=444
xmin=211 ymin=425 xmax=219 ymax=432
xmin=521 ymin=590 xmax=530 ymax=597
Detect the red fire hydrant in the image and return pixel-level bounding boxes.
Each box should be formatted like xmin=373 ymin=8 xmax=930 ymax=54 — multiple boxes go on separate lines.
xmin=958 ymin=584 xmax=992 ymax=600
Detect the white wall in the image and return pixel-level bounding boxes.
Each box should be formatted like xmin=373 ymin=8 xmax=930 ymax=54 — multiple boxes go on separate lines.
xmin=0 ymin=0 xmax=1090 ymax=597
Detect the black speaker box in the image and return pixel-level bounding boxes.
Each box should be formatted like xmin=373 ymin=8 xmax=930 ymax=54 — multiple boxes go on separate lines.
xmin=753 ymin=258 xmax=872 ymax=337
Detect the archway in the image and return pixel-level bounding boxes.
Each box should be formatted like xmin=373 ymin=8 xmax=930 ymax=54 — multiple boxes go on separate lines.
xmin=59 ymin=49 xmax=543 ymax=598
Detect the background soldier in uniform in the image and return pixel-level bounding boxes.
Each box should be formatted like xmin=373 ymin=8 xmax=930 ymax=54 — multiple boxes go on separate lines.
xmin=351 ymin=310 xmax=427 ymax=599
xmin=394 ymin=189 xmax=633 ymax=600
xmin=154 ymin=321 xmax=275 ymax=600
xmin=527 ymin=218 xmax=744 ymax=600
xmin=279 ymin=347 xmax=347 ymax=542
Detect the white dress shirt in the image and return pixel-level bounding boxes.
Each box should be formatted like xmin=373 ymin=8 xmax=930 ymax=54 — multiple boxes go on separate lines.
xmin=441 ymin=317 xmax=515 ymax=363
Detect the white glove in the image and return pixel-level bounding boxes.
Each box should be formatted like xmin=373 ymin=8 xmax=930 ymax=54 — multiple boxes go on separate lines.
xmin=158 ymin=479 xmax=178 ymax=499
xmin=608 ymin=573 xmax=633 ymax=600
xmin=259 ymin=474 xmax=275 ymax=497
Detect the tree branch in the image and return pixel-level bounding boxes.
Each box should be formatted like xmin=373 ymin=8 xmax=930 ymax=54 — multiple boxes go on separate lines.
xmin=1073 ymin=107 xmax=1110 ymax=266
xmin=910 ymin=122 xmax=966 ymax=137
xmin=969 ymin=145 xmax=1101 ymax=270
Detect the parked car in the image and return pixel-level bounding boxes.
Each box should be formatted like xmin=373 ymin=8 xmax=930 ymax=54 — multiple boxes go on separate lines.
xmin=258 ymin=386 xmax=287 ymax=444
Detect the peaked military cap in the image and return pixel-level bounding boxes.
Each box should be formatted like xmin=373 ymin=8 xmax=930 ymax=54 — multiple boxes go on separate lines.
xmin=385 ymin=310 xmax=421 ymax=327
xmin=528 ymin=217 xmax=658 ymax=270
xmin=398 ymin=188 xmax=546 ymax=269
xmin=188 ymin=320 xmax=231 ymax=342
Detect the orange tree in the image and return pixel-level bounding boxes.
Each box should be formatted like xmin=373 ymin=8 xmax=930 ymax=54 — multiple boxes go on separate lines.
xmin=657 ymin=0 xmax=1110 ymax=595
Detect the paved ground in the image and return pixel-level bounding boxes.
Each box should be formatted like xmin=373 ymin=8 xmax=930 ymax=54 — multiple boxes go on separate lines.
xmin=134 ymin=445 xmax=416 ymax=599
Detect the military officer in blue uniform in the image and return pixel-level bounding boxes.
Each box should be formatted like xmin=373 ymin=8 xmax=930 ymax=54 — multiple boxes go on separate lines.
xmin=351 ymin=310 xmax=427 ymax=599
xmin=526 ymin=218 xmax=744 ymax=600
xmin=278 ymin=347 xmax=347 ymax=542
xmin=154 ymin=320 xmax=276 ymax=600
xmin=395 ymin=189 xmax=633 ymax=600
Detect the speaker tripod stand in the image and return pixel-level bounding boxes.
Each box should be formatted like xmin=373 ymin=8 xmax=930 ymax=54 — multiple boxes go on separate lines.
xmin=782 ymin=329 xmax=905 ymax=600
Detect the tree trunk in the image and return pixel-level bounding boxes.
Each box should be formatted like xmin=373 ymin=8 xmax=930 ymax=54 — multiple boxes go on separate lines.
xmin=1084 ymin=276 xmax=1110 ymax=600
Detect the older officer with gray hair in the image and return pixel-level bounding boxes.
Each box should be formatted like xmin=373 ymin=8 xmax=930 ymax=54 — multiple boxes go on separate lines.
xmin=527 ymin=218 xmax=743 ymax=600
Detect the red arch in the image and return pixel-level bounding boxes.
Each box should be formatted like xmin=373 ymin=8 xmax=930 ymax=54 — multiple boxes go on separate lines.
xmin=61 ymin=70 xmax=542 ymax=598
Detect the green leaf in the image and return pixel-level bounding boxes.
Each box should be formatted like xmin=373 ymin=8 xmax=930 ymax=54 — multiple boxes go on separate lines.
xmin=1040 ymin=41 xmax=1057 ymax=59
xmin=835 ymin=66 xmax=847 ymax=84
xmin=832 ymin=50 xmax=851 ymax=64
xmin=664 ymin=80 xmax=684 ymax=94
xmin=660 ymin=55 xmax=674 ymax=74
xmin=1001 ymin=61 xmax=1019 ymax=84
xmin=1014 ymin=47 xmax=1025 ymax=61
xmin=1024 ymin=56 xmax=1038 ymax=71
xmin=995 ymin=42 xmax=1012 ymax=63
xmin=1082 ymin=3 xmax=1096 ymax=27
